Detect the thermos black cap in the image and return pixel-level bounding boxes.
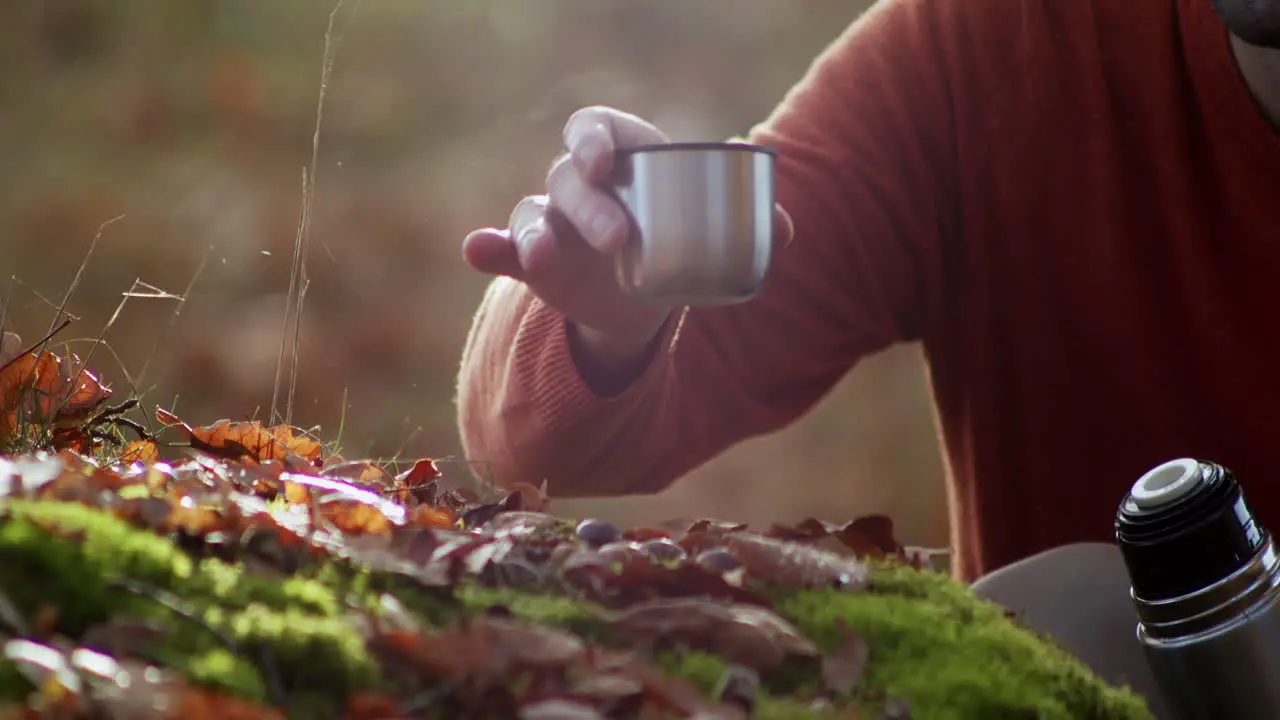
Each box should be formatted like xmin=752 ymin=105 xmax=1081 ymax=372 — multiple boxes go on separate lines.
xmin=1115 ymin=458 xmax=1267 ymax=601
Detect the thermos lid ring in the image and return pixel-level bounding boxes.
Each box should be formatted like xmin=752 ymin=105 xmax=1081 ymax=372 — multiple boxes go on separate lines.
xmin=1130 ymin=458 xmax=1203 ymax=510
xmin=1116 ymin=458 xmax=1267 ymax=601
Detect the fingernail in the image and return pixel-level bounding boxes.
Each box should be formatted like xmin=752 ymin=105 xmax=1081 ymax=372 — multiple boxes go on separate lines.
xmin=515 ymin=217 xmax=546 ymax=264
xmin=589 ymin=212 xmax=619 ymax=248
xmin=578 ymin=137 xmax=603 ymax=168
xmin=516 ymin=221 xmax=539 ymax=244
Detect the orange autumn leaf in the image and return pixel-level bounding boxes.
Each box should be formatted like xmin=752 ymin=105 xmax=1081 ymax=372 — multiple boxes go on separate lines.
xmin=263 ymin=424 xmax=323 ymax=462
xmin=508 ymin=480 xmax=550 ymax=513
xmin=320 ymin=453 xmax=347 ymax=469
xmin=54 ymin=353 xmax=112 ymax=421
xmin=283 ymin=481 xmax=311 ymax=504
xmin=34 ymin=449 xmax=139 ymax=501
xmin=171 ymin=688 xmax=287 ymax=720
xmin=344 ymin=693 xmax=403 ymax=720
xmin=167 ymin=503 xmax=228 ymax=535
xmin=322 ymin=459 xmax=396 ymax=490
xmin=0 ymin=350 xmax=111 ymax=436
xmin=410 ymin=504 xmax=454 ymax=529
xmin=120 ymin=439 xmax=160 ymax=463
xmin=319 ymin=499 xmax=394 ymax=536
xmin=156 ymin=407 xmax=323 ymax=465
xmin=0 ymin=352 xmax=57 ymax=411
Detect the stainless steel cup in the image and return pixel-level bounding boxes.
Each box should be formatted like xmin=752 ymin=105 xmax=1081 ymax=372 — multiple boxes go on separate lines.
xmin=608 ymin=141 xmax=777 ymax=307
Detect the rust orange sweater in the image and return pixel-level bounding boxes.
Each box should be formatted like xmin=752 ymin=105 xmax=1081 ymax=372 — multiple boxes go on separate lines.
xmin=456 ymin=0 xmax=1280 ymax=581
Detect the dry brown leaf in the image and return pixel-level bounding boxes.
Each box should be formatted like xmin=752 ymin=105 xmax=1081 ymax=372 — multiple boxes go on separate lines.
xmin=156 ymin=408 xmax=322 ymax=465
xmin=120 ymin=439 xmax=160 ymax=464
xmin=726 ymin=533 xmax=870 ymax=590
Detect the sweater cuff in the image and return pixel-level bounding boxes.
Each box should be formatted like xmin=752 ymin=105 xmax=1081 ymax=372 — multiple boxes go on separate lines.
xmin=511 ymin=298 xmax=682 ymax=433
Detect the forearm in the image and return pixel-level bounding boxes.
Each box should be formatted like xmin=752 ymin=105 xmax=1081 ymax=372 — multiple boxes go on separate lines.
xmin=455 ymin=277 xmax=683 ymax=496
xmin=567 ymin=320 xmax=668 ymax=398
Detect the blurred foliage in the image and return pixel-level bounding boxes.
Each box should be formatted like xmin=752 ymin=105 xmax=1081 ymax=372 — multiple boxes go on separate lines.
xmin=0 ymin=0 xmax=948 ymax=546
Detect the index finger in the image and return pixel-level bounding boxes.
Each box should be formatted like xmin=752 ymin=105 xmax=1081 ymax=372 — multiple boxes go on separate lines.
xmin=562 ymin=106 xmax=669 ymax=183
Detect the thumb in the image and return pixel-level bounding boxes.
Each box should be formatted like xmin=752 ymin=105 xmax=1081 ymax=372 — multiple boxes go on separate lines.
xmin=462 ymin=228 xmax=525 ymax=279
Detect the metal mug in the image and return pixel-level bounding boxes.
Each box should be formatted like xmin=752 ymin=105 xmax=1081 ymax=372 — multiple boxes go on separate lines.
xmin=607 ymin=141 xmax=777 ymax=307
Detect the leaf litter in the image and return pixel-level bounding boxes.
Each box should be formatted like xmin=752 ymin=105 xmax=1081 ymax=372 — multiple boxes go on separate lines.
xmin=0 ymin=342 xmax=943 ymax=719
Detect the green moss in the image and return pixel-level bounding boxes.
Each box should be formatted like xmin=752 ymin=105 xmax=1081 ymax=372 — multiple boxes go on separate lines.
xmin=0 ymin=658 xmax=31 ymax=702
xmin=194 ymin=558 xmax=339 ymax=617
xmin=655 ymin=650 xmax=728 ymax=696
xmin=0 ymin=500 xmax=1155 ymax=719
xmin=457 ymin=584 xmax=609 ymax=640
xmin=0 ymin=501 xmax=337 ymax=630
xmin=0 ymin=500 xmax=384 ymax=712
xmin=777 ymin=565 xmax=1154 ymax=720
xmin=183 ymin=648 xmax=268 ymax=701
xmin=224 ymin=604 xmax=378 ymax=696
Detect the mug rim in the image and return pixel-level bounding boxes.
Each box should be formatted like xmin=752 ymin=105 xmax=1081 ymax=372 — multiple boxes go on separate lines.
xmin=617 ymin=141 xmax=777 ymax=157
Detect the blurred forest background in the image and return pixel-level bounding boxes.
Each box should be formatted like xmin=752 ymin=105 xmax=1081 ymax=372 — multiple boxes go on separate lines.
xmin=0 ymin=0 xmax=949 ymax=548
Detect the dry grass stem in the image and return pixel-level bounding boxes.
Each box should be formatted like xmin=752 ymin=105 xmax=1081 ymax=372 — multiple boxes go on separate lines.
xmin=40 ymin=216 xmax=124 ymax=342
xmin=135 ymin=245 xmax=211 ymax=391
xmin=2 ymin=277 xmax=84 ymax=324
xmin=271 ymin=0 xmax=357 ymax=428
xmin=51 ymin=277 xmax=186 ymax=429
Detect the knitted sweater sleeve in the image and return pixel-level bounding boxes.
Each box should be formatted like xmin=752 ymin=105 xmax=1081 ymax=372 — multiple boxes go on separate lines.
xmin=455 ymin=0 xmax=957 ymax=496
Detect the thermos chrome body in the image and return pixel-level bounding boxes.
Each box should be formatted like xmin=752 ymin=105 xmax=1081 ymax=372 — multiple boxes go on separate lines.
xmin=1116 ymin=457 xmax=1280 ymax=720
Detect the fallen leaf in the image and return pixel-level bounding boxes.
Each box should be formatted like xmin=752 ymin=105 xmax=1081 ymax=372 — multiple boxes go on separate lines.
xmin=518 ymin=699 xmax=606 ymax=719
xmin=726 ymin=533 xmax=870 ymax=590
xmin=603 ymin=598 xmax=818 ymax=673
xmin=0 ymin=350 xmax=112 ymax=436
xmin=120 ymin=439 xmax=160 ymax=464
xmin=173 ymin=687 xmax=287 ymax=720
xmin=156 ymin=408 xmax=322 ymax=466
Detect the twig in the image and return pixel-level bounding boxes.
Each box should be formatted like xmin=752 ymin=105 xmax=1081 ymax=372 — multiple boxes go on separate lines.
xmin=3 ymin=276 xmax=82 ymax=322
xmin=86 ymin=399 xmax=150 ymax=441
xmin=55 ymin=337 xmax=145 ymax=406
xmin=271 ymin=169 xmax=305 ymax=425
xmin=43 ymin=216 xmax=123 ymax=341
xmin=135 ymin=245 xmax=210 ymax=415
xmin=271 ymin=171 xmax=307 ymax=427
xmin=285 ymin=276 xmax=310 ymax=426
xmin=389 ymin=425 xmax=423 ymax=470
xmin=330 ymin=386 xmax=349 ymax=456
xmin=10 ymin=217 xmax=122 ymax=440
xmin=51 ymin=278 xmax=182 ymax=428
xmin=88 ymin=399 xmax=139 ymax=425
xmin=0 ymin=317 xmax=72 ymax=375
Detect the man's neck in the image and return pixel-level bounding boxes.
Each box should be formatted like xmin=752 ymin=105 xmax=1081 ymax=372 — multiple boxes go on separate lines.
xmin=1231 ymin=33 xmax=1280 ymax=130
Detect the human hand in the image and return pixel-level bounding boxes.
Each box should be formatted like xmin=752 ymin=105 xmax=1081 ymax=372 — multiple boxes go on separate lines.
xmin=463 ymin=106 xmax=793 ymax=380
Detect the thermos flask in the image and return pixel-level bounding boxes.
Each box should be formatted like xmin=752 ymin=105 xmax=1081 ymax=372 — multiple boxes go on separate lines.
xmin=1115 ymin=457 xmax=1280 ymax=719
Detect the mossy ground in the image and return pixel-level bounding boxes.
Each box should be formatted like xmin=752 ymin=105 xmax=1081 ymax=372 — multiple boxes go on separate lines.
xmin=0 ymin=499 xmax=1154 ymax=719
